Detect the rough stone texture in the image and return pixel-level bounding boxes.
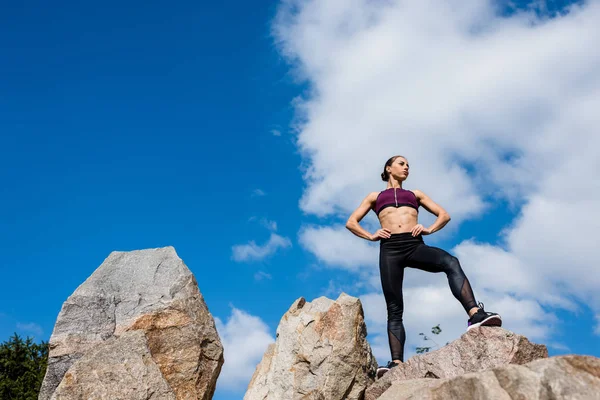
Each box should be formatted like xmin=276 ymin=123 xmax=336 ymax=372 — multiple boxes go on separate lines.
xmin=51 ymin=330 xmax=175 ymax=400
xmin=244 ymin=293 xmax=377 ymax=400
xmin=377 ymin=355 xmax=600 ymax=400
xmin=366 ymin=327 xmax=548 ymax=400
xmin=39 ymin=246 xmax=223 ymax=400
xmin=376 ymin=379 xmax=440 ymax=399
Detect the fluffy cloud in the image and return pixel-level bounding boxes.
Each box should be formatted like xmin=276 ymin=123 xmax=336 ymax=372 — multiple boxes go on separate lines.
xmin=260 ymin=219 xmax=278 ymax=232
xmin=274 ymin=0 xmax=600 ymax=345
xmin=232 ymin=233 xmax=292 ymax=262
xmin=214 ymin=307 xmax=274 ymax=392
xmin=452 ymin=240 xmax=578 ymax=310
xmin=298 ymin=225 xmax=379 ymax=270
xmin=274 ymin=0 xmax=599 ymax=219
xmin=361 ymin=285 xmax=558 ymax=364
xmin=248 ymin=217 xmax=279 ymax=232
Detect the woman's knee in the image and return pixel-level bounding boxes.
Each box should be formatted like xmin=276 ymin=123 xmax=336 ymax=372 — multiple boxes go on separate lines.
xmin=440 ymin=253 xmax=463 ymax=273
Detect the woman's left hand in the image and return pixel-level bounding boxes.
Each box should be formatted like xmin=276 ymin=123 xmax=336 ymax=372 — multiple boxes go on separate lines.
xmin=411 ymin=224 xmax=431 ymax=236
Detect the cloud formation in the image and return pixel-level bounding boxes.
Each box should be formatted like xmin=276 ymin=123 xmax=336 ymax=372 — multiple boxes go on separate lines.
xmin=232 ymin=233 xmax=292 ymax=262
xmin=274 ymin=0 xmax=600 ymax=349
xmin=215 ymin=307 xmax=274 ymax=392
xmin=299 ymin=225 xmax=378 ymax=271
xmin=260 ymin=218 xmax=278 ymax=232
xmin=360 ymin=284 xmax=558 ymax=364
xmin=254 ymin=271 xmax=273 ymax=281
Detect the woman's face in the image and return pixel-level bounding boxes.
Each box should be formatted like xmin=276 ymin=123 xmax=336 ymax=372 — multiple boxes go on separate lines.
xmin=388 ymin=157 xmax=409 ymax=180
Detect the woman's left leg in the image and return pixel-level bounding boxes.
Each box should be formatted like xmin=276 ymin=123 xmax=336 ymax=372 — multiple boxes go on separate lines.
xmin=406 ymin=240 xmax=502 ymax=329
xmin=406 ymin=242 xmax=477 ymax=313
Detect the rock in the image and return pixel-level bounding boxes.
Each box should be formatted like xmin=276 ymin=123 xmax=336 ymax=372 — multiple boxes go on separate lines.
xmin=51 ymin=330 xmax=175 ymax=400
xmin=376 ymin=379 xmax=440 ymax=399
xmin=377 ymin=355 xmax=600 ymax=399
xmin=39 ymin=247 xmax=223 ymax=400
xmin=365 ymin=327 xmax=548 ymax=400
xmin=244 ymin=293 xmax=377 ymax=400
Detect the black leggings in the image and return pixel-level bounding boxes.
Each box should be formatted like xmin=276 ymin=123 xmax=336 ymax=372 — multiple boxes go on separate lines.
xmin=379 ymin=232 xmax=477 ymax=362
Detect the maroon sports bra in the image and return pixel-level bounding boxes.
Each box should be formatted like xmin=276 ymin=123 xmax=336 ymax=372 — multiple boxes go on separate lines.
xmin=374 ymin=188 xmax=420 ymax=215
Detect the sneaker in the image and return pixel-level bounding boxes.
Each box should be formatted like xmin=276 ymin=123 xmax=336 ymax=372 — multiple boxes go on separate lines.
xmin=376 ymin=361 xmax=400 ymax=379
xmin=467 ymin=302 xmax=502 ymax=331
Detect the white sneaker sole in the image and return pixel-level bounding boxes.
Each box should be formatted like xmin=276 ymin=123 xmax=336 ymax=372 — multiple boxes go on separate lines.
xmin=467 ymin=315 xmax=502 ymax=331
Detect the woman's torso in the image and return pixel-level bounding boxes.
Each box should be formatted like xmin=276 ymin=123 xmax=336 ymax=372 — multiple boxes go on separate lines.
xmin=374 ymin=188 xmax=420 ymax=234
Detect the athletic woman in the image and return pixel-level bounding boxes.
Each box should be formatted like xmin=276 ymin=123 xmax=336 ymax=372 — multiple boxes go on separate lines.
xmin=345 ymin=155 xmax=502 ymax=378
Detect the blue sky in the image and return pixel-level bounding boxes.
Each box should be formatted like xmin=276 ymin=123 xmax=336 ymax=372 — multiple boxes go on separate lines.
xmin=2 ymin=1 xmax=599 ymax=399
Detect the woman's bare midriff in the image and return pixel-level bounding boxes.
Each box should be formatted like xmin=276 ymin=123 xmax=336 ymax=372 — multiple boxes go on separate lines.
xmin=378 ymin=207 xmax=419 ymax=234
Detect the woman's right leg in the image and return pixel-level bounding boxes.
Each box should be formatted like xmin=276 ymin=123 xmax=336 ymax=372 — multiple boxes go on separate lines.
xmin=379 ymin=243 xmax=407 ymax=362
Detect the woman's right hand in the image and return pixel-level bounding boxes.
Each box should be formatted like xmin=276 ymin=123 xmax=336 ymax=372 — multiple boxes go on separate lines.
xmin=370 ymin=228 xmax=392 ymax=241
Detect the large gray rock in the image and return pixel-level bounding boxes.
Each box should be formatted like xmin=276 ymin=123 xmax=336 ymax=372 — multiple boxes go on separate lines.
xmin=39 ymin=246 xmax=223 ymax=400
xmin=377 ymin=355 xmax=600 ymax=399
xmin=244 ymin=293 xmax=378 ymax=400
xmin=366 ymin=327 xmax=548 ymax=400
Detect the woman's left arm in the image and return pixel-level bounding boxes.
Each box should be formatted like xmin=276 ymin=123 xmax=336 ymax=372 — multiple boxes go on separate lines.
xmin=413 ymin=189 xmax=451 ymax=235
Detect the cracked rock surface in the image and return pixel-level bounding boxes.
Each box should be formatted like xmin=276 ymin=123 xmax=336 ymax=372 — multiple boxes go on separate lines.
xmin=365 ymin=327 xmax=548 ymax=400
xmin=39 ymin=246 xmax=223 ymax=400
xmin=244 ymin=293 xmax=377 ymax=400
xmin=377 ymin=355 xmax=600 ymax=400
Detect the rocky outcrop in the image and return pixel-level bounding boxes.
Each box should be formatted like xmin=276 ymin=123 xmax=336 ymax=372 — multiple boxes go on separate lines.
xmin=366 ymin=327 xmax=548 ymax=400
xmin=39 ymin=246 xmax=223 ymax=400
xmin=377 ymin=355 xmax=600 ymax=399
xmin=244 ymin=293 xmax=377 ymax=400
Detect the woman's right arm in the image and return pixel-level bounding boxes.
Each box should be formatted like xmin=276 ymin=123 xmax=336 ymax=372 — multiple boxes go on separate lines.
xmin=345 ymin=192 xmax=390 ymax=241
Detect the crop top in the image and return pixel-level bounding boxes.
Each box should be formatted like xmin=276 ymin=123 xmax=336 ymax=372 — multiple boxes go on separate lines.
xmin=374 ymin=188 xmax=420 ymax=215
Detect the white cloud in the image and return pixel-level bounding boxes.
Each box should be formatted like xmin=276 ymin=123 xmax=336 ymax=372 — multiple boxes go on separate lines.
xmin=452 ymin=240 xmax=578 ymax=311
xmin=254 ymin=271 xmax=273 ymax=281
xmin=252 ymin=189 xmax=266 ymax=197
xmin=248 ymin=217 xmax=278 ymax=232
xmin=260 ymin=219 xmax=278 ymax=232
xmin=298 ymin=225 xmax=378 ymax=271
xmin=360 ymin=285 xmax=557 ymax=365
xmin=595 ymin=315 xmax=600 ymax=336
xmin=215 ymin=307 xmax=274 ymax=392
xmin=271 ymin=129 xmax=282 ymax=136
xmin=16 ymin=322 xmax=43 ymax=337
xmin=274 ymin=0 xmax=600 ymax=346
xmin=274 ymin=0 xmax=600 ymax=220
xmin=232 ymin=233 xmax=292 ymax=262
xmin=547 ymin=342 xmax=571 ymax=352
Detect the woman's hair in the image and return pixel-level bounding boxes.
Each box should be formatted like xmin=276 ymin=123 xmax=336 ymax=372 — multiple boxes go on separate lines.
xmin=381 ymin=155 xmax=406 ymax=181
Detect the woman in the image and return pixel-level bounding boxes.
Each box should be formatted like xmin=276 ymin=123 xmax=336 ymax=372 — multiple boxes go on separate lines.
xmin=345 ymin=155 xmax=502 ymax=378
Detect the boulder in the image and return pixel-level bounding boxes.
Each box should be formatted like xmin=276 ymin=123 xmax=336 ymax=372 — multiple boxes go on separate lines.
xmin=377 ymin=355 xmax=600 ymax=399
xmin=39 ymin=246 xmax=223 ymax=400
xmin=366 ymin=327 xmax=548 ymax=400
xmin=244 ymin=293 xmax=377 ymax=400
